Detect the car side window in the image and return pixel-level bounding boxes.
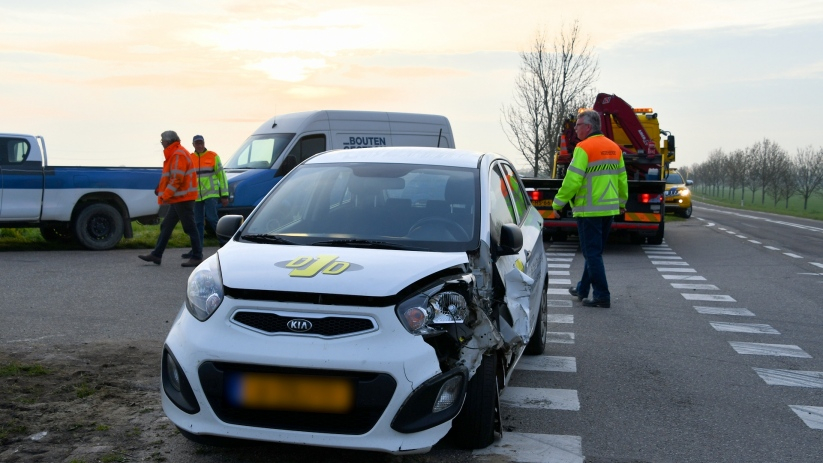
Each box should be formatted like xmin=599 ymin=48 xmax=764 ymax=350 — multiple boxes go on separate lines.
xmin=0 ymin=137 xmax=30 ymax=165
xmin=278 ymin=134 xmax=327 ymax=176
xmin=489 ymin=165 xmax=516 ymax=243
xmin=500 ymin=163 xmax=529 ymax=222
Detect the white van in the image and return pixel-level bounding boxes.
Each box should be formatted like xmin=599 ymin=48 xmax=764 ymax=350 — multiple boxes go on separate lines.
xmin=222 ymin=110 xmax=455 ymax=216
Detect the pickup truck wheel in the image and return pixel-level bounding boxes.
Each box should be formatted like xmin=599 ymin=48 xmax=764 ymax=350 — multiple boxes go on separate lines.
xmin=525 ymin=288 xmax=547 ymax=355
xmin=40 ymin=225 xmax=74 ymax=243
xmin=450 ymin=352 xmax=498 ymax=449
xmin=74 ymin=203 xmax=124 ymax=250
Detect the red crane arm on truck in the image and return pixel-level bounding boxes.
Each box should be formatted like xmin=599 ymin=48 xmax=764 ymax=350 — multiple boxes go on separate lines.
xmin=593 ymin=93 xmax=659 ymax=159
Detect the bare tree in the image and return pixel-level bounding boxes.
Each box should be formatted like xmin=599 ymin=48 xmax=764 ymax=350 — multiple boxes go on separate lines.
xmin=761 ymin=139 xmax=790 ymax=206
xmin=795 ymin=145 xmax=823 ymax=209
xmin=502 ymin=21 xmax=599 ymax=177
xmin=726 ymin=149 xmax=748 ymax=201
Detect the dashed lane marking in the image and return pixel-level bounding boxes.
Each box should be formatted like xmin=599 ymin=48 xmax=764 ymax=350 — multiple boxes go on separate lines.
xmin=548 ymin=264 xmax=571 ymax=268
xmin=549 ymin=278 xmax=572 ymax=285
xmin=748 ymin=240 xmax=762 ymax=244
xmin=549 ymin=271 xmax=570 ymax=276
xmin=753 ymin=368 xmax=823 ymax=388
xmin=672 ymin=283 xmax=720 ymax=290
xmin=694 ymin=306 xmax=755 ymax=316
xmin=657 ymin=267 xmax=697 ymax=273
xmin=646 ymin=255 xmax=682 ymax=259
xmin=789 ymin=406 xmax=823 ymax=430
xmin=546 ymin=252 xmax=576 ymax=257
xmin=547 ymin=314 xmax=573 ymax=323
xmin=710 ymin=322 xmax=780 ymax=334
xmin=548 ymin=332 xmax=575 ymax=344
xmin=729 ymin=342 xmax=811 ymax=358
xmin=548 ymin=288 xmax=572 ymax=295
xmin=500 ymin=387 xmax=580 ymax=410
xmin=765 ymin=246 xmax=781 ymax=251
xmin=682 ymin=294 xmax=736 ymax=302
xmin=473 ymin=433 xmax=584 ymax=463
xmin=548 ymin=300 xmax=573 ymax=308
xmin=547 ymin=258 xmax=573 ymax=262
xmin=517 ymin=355 xmax=577 ymax=372
xmin=663 ymin=275 xmax=707 ymax=280
xmin=784 ymin=253 xmax=803 ymax=259
xmin=809 ymin=263 xmax=823 ymax=269
xmin=653 ymin=261 xmax=689 ymax=266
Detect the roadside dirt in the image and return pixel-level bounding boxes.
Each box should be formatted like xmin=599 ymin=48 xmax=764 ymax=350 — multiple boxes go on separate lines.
xmin=0 ymin=342 xmax=480 ymax=463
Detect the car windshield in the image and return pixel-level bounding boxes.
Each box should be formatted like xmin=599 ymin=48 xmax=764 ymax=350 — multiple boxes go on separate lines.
xmin=666 ymin=172 xmax=684 ymax=184
xmin=241 ymin=162 xmax=479 ymax=252
xmin=224 ymin=133 xmax=295 ymax=169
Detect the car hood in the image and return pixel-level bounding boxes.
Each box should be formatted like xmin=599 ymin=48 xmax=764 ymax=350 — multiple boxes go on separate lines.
xmin=217 ymin=242 xmax=469 ymax=298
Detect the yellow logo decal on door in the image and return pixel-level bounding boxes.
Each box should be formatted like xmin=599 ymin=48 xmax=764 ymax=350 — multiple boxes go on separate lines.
xmin=285 ymin=255 xmax=351 ymax=277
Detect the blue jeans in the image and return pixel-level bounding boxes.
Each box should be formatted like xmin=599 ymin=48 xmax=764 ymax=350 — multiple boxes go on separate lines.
xmin=575 ymin=216 xmax=614 ymax=302
xmin=194 ymin=197 xmax=222 ymax=248
xmin=152 ymin=201 xmax=202 ymax=259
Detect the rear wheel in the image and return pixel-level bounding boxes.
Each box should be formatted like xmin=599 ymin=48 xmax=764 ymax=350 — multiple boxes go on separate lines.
xmin=450 ymin=352 xmax=498 ymax=449
xmin=525 ymin=288 xmax=547 ymax=355
xmin=73 ymin=203 xmax=124 ymax=250
xmin=648 ymin=220 xmax=665 ymax=245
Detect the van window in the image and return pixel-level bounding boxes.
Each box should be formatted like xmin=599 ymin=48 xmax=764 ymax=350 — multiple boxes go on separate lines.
xmin=277 ymin=134 xmax=327 ymax=176
xmin=224 ymin=133 xmax=295 ymax=169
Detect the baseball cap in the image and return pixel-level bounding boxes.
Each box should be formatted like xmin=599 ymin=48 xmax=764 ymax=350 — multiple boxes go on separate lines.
xmin=193 ymin=135 xmax=204 ymax=142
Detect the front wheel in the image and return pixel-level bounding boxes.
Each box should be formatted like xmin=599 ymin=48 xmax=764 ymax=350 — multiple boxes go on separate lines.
xmin=678 ymin=204 xmax=692 ymax=219
xmin=73 ymin=203 xmax=124 ymax=250
xmin=450 ymin=352 xmax=498 ymax=449
xmin=525 ymin=288 xmax=547 ymax=355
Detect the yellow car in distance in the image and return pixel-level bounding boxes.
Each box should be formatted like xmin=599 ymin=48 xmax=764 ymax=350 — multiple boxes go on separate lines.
xmin=664 ymin=170 xmax=693 ymax=218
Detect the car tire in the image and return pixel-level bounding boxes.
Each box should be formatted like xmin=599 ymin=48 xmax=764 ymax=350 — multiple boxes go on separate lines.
xmin=648 ymin=220 xmax=665 ymax=245
xmin=73 ymin=203 xmax=124 ymax=250
xmin=525 ymin=288 xmax=547 ymax=355
xmin=451 ymin=352 xmax=498 ymax=449
xmin=678 ymin=205 xmax=692 ymax=219
xmin=40 ymin=224 xmax=74 ymax=243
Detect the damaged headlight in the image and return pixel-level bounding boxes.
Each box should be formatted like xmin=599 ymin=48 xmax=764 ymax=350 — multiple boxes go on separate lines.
xmin=185 ymin=255 xmax=224 ymax=321
xmin=396 ymin=289 xmax=469 ymax=335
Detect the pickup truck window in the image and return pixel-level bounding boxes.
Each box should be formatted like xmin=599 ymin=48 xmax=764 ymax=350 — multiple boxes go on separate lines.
xmin=0 ymin=137 xmax=30 ymax=164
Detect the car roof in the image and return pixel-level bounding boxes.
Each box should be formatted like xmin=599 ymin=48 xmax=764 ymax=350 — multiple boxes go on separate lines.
xmin=304 ymin=147 xmax=487 ymax=169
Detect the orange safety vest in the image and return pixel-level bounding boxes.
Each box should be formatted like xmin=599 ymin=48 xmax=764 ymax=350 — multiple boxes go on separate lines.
xmin=157 ymin=141 xmax=198 ymax=204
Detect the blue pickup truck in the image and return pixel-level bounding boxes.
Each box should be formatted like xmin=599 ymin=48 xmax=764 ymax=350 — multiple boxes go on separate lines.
xmin=0 ymin=134 xmax=163 ymax=250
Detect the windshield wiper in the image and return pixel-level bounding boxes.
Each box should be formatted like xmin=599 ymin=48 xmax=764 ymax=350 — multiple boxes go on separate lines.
xmin=311 ymin=239 xmax=425 ymax=251
xmin=242 ymin=234 xmax=298 ymax=245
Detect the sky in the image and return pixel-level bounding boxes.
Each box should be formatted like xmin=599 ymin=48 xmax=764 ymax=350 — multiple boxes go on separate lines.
xmin=2 ymin=0 xmax=822 ymax=170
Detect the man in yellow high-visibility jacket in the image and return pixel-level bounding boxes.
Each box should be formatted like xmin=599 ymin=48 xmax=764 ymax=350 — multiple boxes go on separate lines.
xmin=551 ymin=110 xmax=628 ymax=308
xmin=183 ymin=135 xmax=229 ymax=258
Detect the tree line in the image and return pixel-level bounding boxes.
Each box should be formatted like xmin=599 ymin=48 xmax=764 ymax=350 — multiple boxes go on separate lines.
xmin=684 ymin=140 xmax=823 ymax=210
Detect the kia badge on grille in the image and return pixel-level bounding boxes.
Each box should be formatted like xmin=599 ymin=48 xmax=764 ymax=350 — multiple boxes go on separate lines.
xmin=286 ymin=319 xmax=313 ymax=332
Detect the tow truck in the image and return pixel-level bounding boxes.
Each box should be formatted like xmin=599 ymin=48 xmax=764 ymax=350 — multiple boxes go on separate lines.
xmin=523 ymin=93 xmax=675 ymax=244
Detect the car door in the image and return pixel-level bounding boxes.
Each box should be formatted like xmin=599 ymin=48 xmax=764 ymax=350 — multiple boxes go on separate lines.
xmin=488 ymin=161 xmax=545 ymax=341
xmin=0 ymin=136 xmax=44 ymax=220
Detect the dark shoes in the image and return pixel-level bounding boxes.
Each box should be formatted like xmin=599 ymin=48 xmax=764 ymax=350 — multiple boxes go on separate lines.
xmin=568 ymin=287 xmax=584 ymax=301
xmin=181 ymin=258 xmax=203 ymax=268
xmin=181 ymin=252 xmax=193 ymax=259
xmin=582 ymin=298 xmax=610 ymax=308
xmin=138 ymin=254 xmax=161 ymax=265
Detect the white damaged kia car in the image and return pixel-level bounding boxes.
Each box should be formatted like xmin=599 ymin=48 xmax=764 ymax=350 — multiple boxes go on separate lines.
xmin=161 ymin=147 xmax=548 ymax=454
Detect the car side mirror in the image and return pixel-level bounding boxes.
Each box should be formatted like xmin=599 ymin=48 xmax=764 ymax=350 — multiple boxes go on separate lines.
xmin=497 ymin=223 xmax=523 ymax=256
xmin=686 ymin=179 xmax=693 ymax=186
xmin=216 ymin=215 xmax=244 ymax=242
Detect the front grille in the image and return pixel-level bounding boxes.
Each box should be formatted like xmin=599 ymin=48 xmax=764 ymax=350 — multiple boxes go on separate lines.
xmin=198 ymin=362 xmax=396 ymax=435
xmin=232 ymin=311 xmax=376 ymax=337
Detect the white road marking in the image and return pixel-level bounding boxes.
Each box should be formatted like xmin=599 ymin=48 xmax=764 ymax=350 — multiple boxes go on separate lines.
xmin=548 ymin=332 xmax=575 ymax=344
xmin=729 ymin=342 xmax=811 ymax=358
xmin=657 ymin=268 xmax=697 ymax=273
xmin=783 ymin=252 xmax=803 ymax=258
xmin=548 ymin=288 xmax=572 ymax=295
xmin=548 ymin=300 xmax=573 ymax=308
xmin=748 ymin=240 xmax=762 ymax=244
xmin=548 ymin=264 xmax=571 ymax=268
xmin=671 ymin=283 xmax=719 ymax=290
xmin=517 ymin=355 xmax=577 ymax=372
xmin=735 ymin=235 xmax=747 ymax=238
xmin=473 ymin=433 xmax=584 ymax=463
xmin=547 ymin=314 xmax=573 ymax=324
xmin=764 ymin=246 xmax=781 ymax=251
xmin=653 ymin=261 xmax=689 ymax=266
xmin=811 ymin=263 xmax=823 ymax=269
xmin=682 ymin=294 xmax=736 ymax=302
xmin=694 ymin=306 xmax=755 ymax=316
xmin=547 ymin=258 xmax=574 ymax=262
xmin=789 ymin=406 xmax=823 ymax=430
xmin=500 ymin=387 xmax=580 ymax=410
xmin=549 ymin=278 xmax=572 ymax=285
xmin=710 ymin=322 xmax=779 ymax=334
xmin=549 ymin=271 xmax=570 ymax=276
xmin=546 ymin=253 xmax=576 ymax=257
xmin=646 ymin=255 xmax=682 ymax=259
xmin=726 ymin=231 xmax=736 ymax=234
xmin=662 ymin=275 xmax=707 ymax=281
xmin=753 ymin=368 xmax=823 ymax=388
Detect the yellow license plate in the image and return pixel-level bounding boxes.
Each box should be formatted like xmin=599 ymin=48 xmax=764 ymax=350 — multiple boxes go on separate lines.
xmin=227 ymin=372 xmax=354 ymax=414
xmin=532 ymin=199 xmax=553 ymax=207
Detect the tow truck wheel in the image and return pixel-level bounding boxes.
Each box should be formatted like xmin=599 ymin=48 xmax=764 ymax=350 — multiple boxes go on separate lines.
xmin=648 ymin=220 xmax=665 ymax=245
xmin=451 ymin=352 xmax=498 ymax=449
xmin=73 ymin=203 xmax=125 ymax=250
xmin=525 ymin=288 xmax=547 ymax=355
